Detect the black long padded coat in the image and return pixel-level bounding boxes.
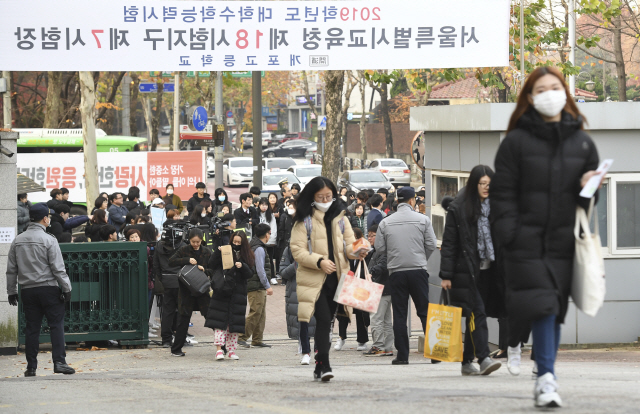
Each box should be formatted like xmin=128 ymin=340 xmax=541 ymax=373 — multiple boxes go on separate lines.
xmin=490 ymin=110 xmax=599 ymax=324
xmin=204 ymin=249 xmax=253 ymax=334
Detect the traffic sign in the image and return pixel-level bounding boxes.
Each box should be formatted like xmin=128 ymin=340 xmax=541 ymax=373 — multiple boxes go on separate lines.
xmin=139 ymin=83 xmax=174 ymax=93
xmin=226 ymin=110 xmax=234 ymax=118
xmin=318 ymin=116 xmax=327 ymax=131
xmin=347 ymin=113 xmax=353 ymax=121
xmin=231 ymin=71 xmax=265 ymax=78
xmin=578 ymin=99 xmax=585 ymax=103
xmin=191 ymin=106 xmax=208 ymax=131
xmin=149 ymin=71 xmax=173 ymax=78
xmin=186 ymin=71 xmax=211 ymax=78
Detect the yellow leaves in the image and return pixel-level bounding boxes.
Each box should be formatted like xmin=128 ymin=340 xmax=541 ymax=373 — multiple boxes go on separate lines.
xmin=591 ymin=63 xmax=596 ymax=67
xmin=585 ymin=55 xmax=590 ymax=59
xmin=582 ymin=62 xmax=586 ymax=66
xmin=598 ymin=60 xmax=604 ymax=64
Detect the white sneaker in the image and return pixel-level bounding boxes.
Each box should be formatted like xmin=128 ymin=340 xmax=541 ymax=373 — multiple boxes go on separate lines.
xmin=228 ymin=352 xmax=240 ymax=360
xmin=534 ymin=372 xmax=562 ymax=408
xmin=356 ymin=342 xmax=368 ymax=351
xmin=185 ymin=337 xmax=198 ymax=345
xmin=507 ymin=345 xmax=521 ymax=376
xmin=148 ymin=332 xmax=158 ymax=338
xmin=301 ymin=354 xmax=311 ymax=365
xmin=216 ymin=350 xmax=225 ymax=360
xmin=334 ymin=338 xmax=346 ymax=351
xmin=532 ymin=361 xmax=538 ymax=379
xmin=270 ymin=278 xmax=278 ymax=285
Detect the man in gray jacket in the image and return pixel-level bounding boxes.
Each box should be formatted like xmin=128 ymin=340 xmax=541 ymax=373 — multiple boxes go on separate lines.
xmin=6 ymin=203 xmax=75 ymax=377
xmin=375 ymin=186 xmax=438 ymax=364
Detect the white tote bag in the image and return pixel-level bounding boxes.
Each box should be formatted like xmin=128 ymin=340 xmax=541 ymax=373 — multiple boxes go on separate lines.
xmin=571 ymin=198 xmax=606 ymax=317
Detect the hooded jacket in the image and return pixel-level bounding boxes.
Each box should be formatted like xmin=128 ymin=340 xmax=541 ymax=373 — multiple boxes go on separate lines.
xmin=17 ymin=200 xmax=31 ymax=234
xmin=491 ymin=110 xmax=599 ymax=324
xmin=280 ymin=246 xmax=317 ymax=339
xmin=187 ymin=192 xmax=212 ymax=215
xmin=168 ymin=243 xmax=214 ymax=316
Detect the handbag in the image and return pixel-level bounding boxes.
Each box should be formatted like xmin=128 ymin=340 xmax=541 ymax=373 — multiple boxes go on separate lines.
xmin=571 ymin=198 xmax=606 ymax=317
xmin=178 ymin=264 xmax=211 ymax=297
xmin=424 ymin=290 xmax=463 ymax=362
xmin=333 ymin=260 xmax=384 ymax=313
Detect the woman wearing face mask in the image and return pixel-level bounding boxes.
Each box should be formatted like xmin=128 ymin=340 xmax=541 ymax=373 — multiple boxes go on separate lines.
xmin=205 ymin=232 xmax=255 ymax=361
xmin=213 ymin=188 xmax=232 ymax=216
xmin=277 ymin=199 xmax=296 ymax=261
xmin=257 ymin=198 xmax=278 ymax=285
xmin=163 ymin=184 xmax=184 ymax=215
xmin=491 ymin=67 xmax=600 ymax=409
xmin=290 ymin=176 xmax=365 ymax=382
xmin=189 ymin=205 xmax=209 ymax=226
xmin=200 ymin=200 xmax=214 ymax=219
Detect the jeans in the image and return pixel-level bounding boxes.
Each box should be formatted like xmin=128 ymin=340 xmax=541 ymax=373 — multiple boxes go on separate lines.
xmin=462 ymin=288 xmax=490 ymax=364
xmin=239 ymin=290 xmax=267 ymax=345
xmin=299 ymin=322 xmax=311 ymax=355
xmin=390 ymin=269 xmax=430 ymax=361
xmin=314 ymin=283 xmax=338 ymax=364
xmin=370 ymin=295 xmax=394 ymax=351
xmin=161 ymin=288 xmax=179 ymax=344
xmin=531 ymin=314 xmax=561 ymax=377
xmin=21 ymin=286 xmax=67 ymax=369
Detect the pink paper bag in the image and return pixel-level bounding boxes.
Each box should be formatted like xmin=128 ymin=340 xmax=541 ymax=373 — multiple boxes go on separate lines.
xmin=333 ymin=261 xmax=384 ymax=313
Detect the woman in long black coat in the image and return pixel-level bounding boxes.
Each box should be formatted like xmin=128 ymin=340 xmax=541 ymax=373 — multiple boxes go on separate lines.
xmin=205 ymin=231 xmax=254 ymax=361
xmin=491 ymin=67 xmax=600 ymax=409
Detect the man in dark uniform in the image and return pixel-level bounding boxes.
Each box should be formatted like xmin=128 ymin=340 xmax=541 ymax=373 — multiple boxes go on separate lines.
xmin=6 ymin=203 xmax=75 ymax=377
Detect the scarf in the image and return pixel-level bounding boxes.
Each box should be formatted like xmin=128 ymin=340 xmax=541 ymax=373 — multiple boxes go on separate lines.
xmin=477 ymin=198 xmax=495 ymax=261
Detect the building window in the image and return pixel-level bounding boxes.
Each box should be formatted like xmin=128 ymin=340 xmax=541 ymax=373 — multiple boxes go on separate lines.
xmin=597 ymin=183 xmax=608 ymax=248
xmin=434 ymin=176 xmax=458 ymax=205
xmin=610 ymin=174 xmax=640 ymax=255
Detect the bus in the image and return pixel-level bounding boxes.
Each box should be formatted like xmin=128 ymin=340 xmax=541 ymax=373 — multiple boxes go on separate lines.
xmin=15 ymin=128 xmax=148 ymax=153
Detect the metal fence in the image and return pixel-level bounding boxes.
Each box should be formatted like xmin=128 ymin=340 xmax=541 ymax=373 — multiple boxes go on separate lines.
xmin=18 ymin=242 xmax=149 ymax=346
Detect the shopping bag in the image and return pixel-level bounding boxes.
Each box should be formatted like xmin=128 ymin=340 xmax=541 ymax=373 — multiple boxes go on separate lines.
xmin=220 ymin=245 xmax=234 ymax=270
xmin=424 ymin=290 xmax=463 ymax=362
xmin=571 ymin=198 xmax=606 ymax=317
xmin=333 ymin=261 xmax=384 ymax=313
xmin=178 ymin=265 xmax=211 ymax=296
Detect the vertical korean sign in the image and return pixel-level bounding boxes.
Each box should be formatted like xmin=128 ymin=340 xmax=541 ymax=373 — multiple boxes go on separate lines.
xmin=0 ymin=0 xmax=510 ymax=71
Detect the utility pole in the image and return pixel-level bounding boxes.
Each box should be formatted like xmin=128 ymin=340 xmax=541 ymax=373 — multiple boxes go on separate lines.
xmin=214 ymin=71 xmax=224 ymax=189
xmin=2 ymin=71 xmax=11 ymax=129
xmin=173 ymin=72 xmax=180 ymax=151
xmin=122 ymin=75 xmax=131 ymax=136
xmin=568 ymin=0 xmax=576 ymax=97
xmin=520 ymin=0 xmax=525 ymax=90
xmin=252 ymin=71 xmax=262 ymax=188
xmin=79 ymin=71 xmax=99 ymax=207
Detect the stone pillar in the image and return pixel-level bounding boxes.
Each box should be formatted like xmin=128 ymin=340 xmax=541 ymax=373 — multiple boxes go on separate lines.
xmin=0 ymin=131 xmax=18 ymax=355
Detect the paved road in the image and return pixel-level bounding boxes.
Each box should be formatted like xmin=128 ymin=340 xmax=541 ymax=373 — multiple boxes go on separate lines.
xmin=1 ymin=342 xmax=638 ymax=413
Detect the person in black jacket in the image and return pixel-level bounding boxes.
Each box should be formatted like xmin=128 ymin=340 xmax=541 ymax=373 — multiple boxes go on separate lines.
xmin=439 ymin=166 xmax=502 ymax=377
xmin=47 ymin=189 xmax=62 ymax=209
xmin=213 ymin=188 xmax=232 ymax=216
xmin=204 ymin=232 xmax=254 ymax=361
xmin=234 ymin=192 xmax=258 ymax=239
xmin=167 ymin=228 xmax=213 ymax=357
xmin=124 ymin=186 xmax=145 ymax=212
xmin=277 ymin=198 xmax=296 ymax=257
xmin=491 ymin=67 xmax=600 ymax=409
xmin=362 ymin=224 xmax=394 ymax=357
xmin=85 ymin=210 xmax=108 ymax=242
xmin=154 ymin=234 xmax=186 ymax=347
xmin=186 ymin=182 xmax=212 ymax=215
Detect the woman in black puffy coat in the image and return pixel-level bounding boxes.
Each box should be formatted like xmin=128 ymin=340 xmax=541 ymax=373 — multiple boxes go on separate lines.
xmin=491 ymin=66 xmax=600 ymax=408
xmin=205 ymin=231 xmax=254 ymax=361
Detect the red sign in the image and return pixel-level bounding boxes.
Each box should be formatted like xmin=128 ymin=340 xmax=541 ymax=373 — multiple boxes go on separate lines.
xmin=147 ymin=151 xmax=205 ymax=201
xmin=267 ymin=124 xmax=277 ymax=131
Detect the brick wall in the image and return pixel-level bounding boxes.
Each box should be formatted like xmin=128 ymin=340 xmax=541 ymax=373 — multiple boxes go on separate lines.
xmin=345 ymin=123 xmax=415 ymax=156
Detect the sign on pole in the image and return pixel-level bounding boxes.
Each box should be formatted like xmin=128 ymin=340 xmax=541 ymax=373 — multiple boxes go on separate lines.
xmin=139 ymin=83 xmax=175 ymax=93
xmin=0 ymin=0 xmax=510 ymax=71
xmin=318 ymin=116 xmax=327 ymax=131
xmin=191 ymin=106 xmax=208 ymax=131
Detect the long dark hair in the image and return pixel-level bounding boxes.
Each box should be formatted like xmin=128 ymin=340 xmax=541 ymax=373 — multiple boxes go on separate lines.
xmin=91 ymin=209 xmax=107 ymax=224
xmin=229 ymin=231 xmax=255 ymax=268
xmin=507 ymin=66 xmax=585 ymax=133
xmin=140 ymin=223 xmax=158 ymax=242
xmin=464 ymin=165 xmax=494 ymax=223
xmin=294 ymin=176 xmax=344 ymax=223
xmin=214 ymin=188 xmax=229 ymax=206
xmin=189 ymin=205 xmax=205 ymax=224
xmin=258 ymin=197 xmax=274 ymax=222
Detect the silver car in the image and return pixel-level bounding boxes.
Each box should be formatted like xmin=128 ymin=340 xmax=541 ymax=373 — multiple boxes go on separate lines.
xmin=368 ymin=158 xmax=411 ymax=186
xmin=338 ymin=170 xmax=394 ymax=193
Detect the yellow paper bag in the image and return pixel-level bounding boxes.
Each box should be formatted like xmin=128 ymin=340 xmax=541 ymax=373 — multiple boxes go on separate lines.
xmin=424 ymin=291 xmax=463 ymax=362
xmin=220 ymin=245 xmax=234 ymax=270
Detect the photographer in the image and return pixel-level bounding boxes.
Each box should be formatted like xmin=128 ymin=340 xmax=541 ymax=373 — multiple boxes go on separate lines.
xmin=168 ymin=228 xmax=213 ymax=357
xmin=234 ymin=193 xmax=258 ymax=239
xmin=213 ymin=213 xmax=237 ymax=248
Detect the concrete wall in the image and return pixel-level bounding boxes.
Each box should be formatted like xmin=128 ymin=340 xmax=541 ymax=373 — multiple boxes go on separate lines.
xmin=0 ymin=132 xmax=18 ymax=355
xmin=345 ymin=123 xmax=415 ymax=156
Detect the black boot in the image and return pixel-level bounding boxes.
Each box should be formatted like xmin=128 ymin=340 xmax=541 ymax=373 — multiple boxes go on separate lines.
xmin=320 ymin=359 xmax=334 ymax=382
xmin=53 ymin=362 xmax=75 ymax=375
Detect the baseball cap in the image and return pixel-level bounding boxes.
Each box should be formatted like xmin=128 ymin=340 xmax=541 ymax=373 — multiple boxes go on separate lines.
xmin=151 ymin=198 xmax=165 ymax=206
xmin=396 ymin=187 xmax=416 ymax=202
xmin=30 ymin=203 xmax=54 ymax=221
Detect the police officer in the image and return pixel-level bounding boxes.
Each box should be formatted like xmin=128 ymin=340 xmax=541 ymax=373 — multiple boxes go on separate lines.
xmin=6 ymin=203 xmax=75 ymax=377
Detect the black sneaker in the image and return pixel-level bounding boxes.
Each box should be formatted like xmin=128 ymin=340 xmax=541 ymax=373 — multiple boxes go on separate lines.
xmin=171 ymin=351 xmax=185 ymax=357
xmin=392 ymin=358 xmax=409 ymax=365
xmin=313 ymin=362 xmax=323 ymax=382
xmin=252 ymin=342 xmax=272 ymax=348
xmin=321 ymin=366 xmax=334 ymax=382
xmin=162 ymin=342 xmax=172 ymax=348
xmin=238 ymin=340 xmax=250 ymax=348
xmin=24 ymin=369 xmax=36 ymax=377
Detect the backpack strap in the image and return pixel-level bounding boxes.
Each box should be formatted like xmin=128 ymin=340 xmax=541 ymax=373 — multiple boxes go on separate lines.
xmin=304 ymin=216 xmax=313 ymax=254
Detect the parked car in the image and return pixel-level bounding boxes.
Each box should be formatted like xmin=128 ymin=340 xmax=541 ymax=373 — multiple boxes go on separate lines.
xmin=207 ymin=151 xmax=215 ymax=178
xmin=288 ymin=164 xmax=323 ymax=185
xmin=262 ymin=157 xmax=297 ymax=171
xmin=160 ymin=125 xmax=171 ymax=135
xmin=368 ymin=158 xmax=411 ymax=186
xmin=263 ymin=139 xmax=316 ymax=158
xmin=232 ymin=132 xmax=253 ymax=150
xmin=270 ymin=133 xmax=288 ymax=145
xmin=337 ymin=170 xmax=394 ymax=193
xmin=304 ymin=143 xmax=318 ymax=159
xmin=262 ymin=132 xmax=276 ymax=147
xmin=257 ymin=171 xmax=303 ymax=193
xmin=283 ymin=132 xmax=311 ymax=142
xmin=222 ymin=157 xmax=254 ymax=187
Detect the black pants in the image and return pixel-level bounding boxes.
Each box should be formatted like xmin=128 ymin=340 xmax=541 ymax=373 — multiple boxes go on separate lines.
xmin=171 ymin=311 xmax=193 ymax=354
xmin=337 ymin=311 xmax=369 ymax=343
xmin=314 ymin=283 xmax=338 ymax=364
xmin=498 ymin=317 xmax=508 ymax=351
xmin=161 ymin=288 xmax=179 ymax=344
xmin=266 ymin=245 xmax=277 ymax=279
xmin=463 ymin=288 xmax=490 ymax=364
xmin=390 ymin=269 xmax=430 ymax=361
xmin=21 ymin=286 xmax=67 ymax=370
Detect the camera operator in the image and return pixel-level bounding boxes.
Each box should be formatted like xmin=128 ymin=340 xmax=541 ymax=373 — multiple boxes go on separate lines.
xmin=212 ymin=213 xmax=237 ymax=248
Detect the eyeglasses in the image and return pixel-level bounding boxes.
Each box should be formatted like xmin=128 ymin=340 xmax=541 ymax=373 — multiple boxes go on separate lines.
xmin=478 ymin=182 xmax=490 ymax=188
xmin=314 ymin=195 xmax=334 ymax=203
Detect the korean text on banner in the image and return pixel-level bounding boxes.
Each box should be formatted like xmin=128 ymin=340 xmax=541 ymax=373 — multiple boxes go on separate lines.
xmin=0 ymin=0 xmax=511 ymax=71
xmin=147 ymin=151 xmax=205 ymax=202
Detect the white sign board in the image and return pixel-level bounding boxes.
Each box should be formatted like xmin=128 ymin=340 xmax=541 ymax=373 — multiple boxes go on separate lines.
xmin=318 ymin=116 xmax=327 ymax=131
xmin=0 ymin=0 xmax=510 ymax=71
xmin=0 ymin=228 xmax=16 ymax=244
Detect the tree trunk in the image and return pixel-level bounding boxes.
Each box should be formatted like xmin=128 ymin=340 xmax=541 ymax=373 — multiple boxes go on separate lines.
xmin=341 ymin=72 xmax=357 ymax=162
xmin=79 ymin=71 xmax=99 ymax=208
xmin=379 ymin=82 xmax=393 ymax=158
xmin=96 ymin=71 xmax=126 ymax=129
xmin=44 ymin=72 xmax=63 ymax=128
xmin=164 ymin=106 xmax=174 ymax=150
xmin=612 ymin=16 xmax=627 ymax=102
xmin=151 ymin=82 xmax=164 ymax=151
xmin=130 ymin=73 xmax=139 ymax=137
xmin=321 ymin=70 xmax=344 ymax=184
xmin=358 ymin=71 xmax=367 ymax=160
xmin=141 ymin=95 xmax=153 ymax=144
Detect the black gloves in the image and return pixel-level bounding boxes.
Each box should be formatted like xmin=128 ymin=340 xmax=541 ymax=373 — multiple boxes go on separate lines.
xmin=60 ymin=291 xmax=72 ymax=302
xmin=8 ymin=294 xmax=18 ymax=306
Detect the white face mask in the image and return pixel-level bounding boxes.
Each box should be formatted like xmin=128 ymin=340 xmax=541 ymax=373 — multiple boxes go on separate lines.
xmin=201 ymin=212 xmax=207 ymax=218
xmin=313 ymin=199 xmax=334 ymax=213
xmin=167 ymin=189 xmax=174 ymax=195
xmin=532 ymin=90 xmax=566 ymax=118
xmin=287 ymin=207 xmax=295 ymax=215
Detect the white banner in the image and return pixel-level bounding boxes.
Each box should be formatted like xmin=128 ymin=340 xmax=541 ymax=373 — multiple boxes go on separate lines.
xmin=0 ymin=0 xmax=510 ymax=71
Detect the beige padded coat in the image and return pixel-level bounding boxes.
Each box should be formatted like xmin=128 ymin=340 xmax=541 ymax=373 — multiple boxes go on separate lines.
xmin=290 ymin=210 xmax=356 ymax=323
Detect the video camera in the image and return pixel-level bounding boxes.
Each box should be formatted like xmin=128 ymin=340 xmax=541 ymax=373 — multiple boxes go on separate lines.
xmin=161 ymin=213 xmax=234 ymax=248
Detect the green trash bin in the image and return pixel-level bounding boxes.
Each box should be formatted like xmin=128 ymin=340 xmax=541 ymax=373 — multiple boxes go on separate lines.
xmin=18 ymin=241 xmax=150 ymax=347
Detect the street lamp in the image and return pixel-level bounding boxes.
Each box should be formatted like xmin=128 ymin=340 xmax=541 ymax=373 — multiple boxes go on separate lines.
xmin=577 ymin=72 xmax=595 ymax=91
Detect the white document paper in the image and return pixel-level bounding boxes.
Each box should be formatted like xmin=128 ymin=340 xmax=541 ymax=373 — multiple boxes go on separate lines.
xmin=579 ymin=159 xmax=613 ymax=199
xmin=0 ymin=227 xmax=16 ymax=244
